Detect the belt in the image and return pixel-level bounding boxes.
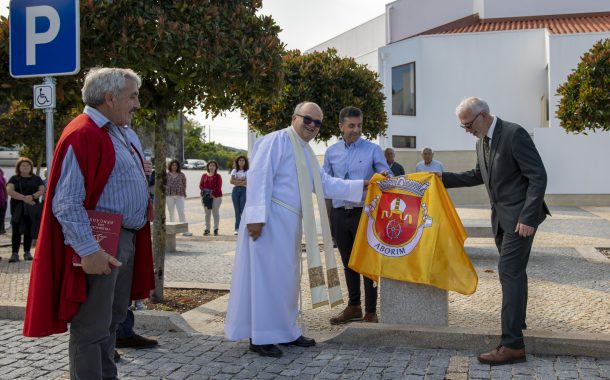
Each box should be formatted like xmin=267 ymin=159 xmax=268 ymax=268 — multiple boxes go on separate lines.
xmin=121 ymin=226 xmax=141 ymax=234
xmin=334 ymin=206 xmax=363 ymax=211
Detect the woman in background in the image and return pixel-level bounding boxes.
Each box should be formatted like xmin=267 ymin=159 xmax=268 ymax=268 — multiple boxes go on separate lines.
xmin=166 ymin=159 xmax=192 ymax=236
xmin=6 ymin=157 xmax=44 ymax=263
xmin=230 ymin=155 xmax=248 ymax=235
xmin=199 ymin=160 xmax=222 ymax=236
xmin=0 ymin=168 xmax=7 ymax=236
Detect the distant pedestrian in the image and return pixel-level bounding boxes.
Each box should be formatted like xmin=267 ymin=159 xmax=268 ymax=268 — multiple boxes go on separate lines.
xmin=384 ymin=147 xmax=405 ymax=176
xmin=230 ymin=155 xmax=248 ymax=235
xmin=199 ymin=160 xmax=222 ymax=236
xmin=6 ymin=157 xmax=44 ymax=263
xmin=166 ymin=159 xmax=192 ymax=236
xmin=416 ymin=147 xmax=444 ymax=173
xmin=0 ymin=168 xmax=7 ymax=236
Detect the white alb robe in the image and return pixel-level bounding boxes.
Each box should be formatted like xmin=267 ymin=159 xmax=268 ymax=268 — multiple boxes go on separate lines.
xmin=224 ymin=128 xmax=363 ymax=345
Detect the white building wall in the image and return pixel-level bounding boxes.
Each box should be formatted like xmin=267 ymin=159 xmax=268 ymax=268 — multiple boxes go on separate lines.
xmin=381 ymin=29 xmax=548 ymax=151
xmin=476 ymin=0 xmax=610 ymax=19
xmin=534 ymin=32 xmax=610 ymax=194
xmin=387 ymin=0 xmax=474 ymax=43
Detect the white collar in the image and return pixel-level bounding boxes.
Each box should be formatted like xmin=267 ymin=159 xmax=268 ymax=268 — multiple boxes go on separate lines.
xmin=486 ymin=116 xmax=498 ymax=140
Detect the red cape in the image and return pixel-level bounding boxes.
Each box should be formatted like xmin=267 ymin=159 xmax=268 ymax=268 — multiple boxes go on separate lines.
xmin=23 ymin=114 xmax=155 ymax=337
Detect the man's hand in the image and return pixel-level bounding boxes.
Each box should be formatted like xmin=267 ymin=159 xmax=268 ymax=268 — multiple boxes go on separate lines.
xmin=81 ymin=250 xmax=122 ymax=275
xmin=143 ymin=160 xmax=153 ymax=176
xmin=515 ymin=223 xmax=535 ymax=237
xmin=380 ymin=170 xmax=390 ymax=177
xmin=247 ymin=223 xmax=264 ymax=241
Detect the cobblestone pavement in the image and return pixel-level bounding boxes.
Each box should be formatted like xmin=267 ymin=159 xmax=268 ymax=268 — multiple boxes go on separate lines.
xmin=1 ymin=321 xmax=609 ymax=380
xmin=1 ymin=202 xmax=609 ymax=378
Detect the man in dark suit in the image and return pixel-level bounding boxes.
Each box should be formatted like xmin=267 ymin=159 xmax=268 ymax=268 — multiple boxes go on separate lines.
xmin=442 ymin=97 xmax=549 ymax=366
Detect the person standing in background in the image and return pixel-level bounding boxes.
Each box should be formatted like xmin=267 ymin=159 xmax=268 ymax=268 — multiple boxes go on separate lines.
xmin=416 ymin=147 xmax=444 ymax=173
xmin=230 ymin=155 xmax=248 ymax=235
xmin=0 ymin=168 xmax=7 ymax=236
xmin=384 ymin=147 xmax=405 ymax=176
xmin=6 ymin=158 xmax=44 ymax=263
xmin=166 ymin=159 xmax=192 ymax=236
xmin=199 ymin=160 xmax=222 ymax=236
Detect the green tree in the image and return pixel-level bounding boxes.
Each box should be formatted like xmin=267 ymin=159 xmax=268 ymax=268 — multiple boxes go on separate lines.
xmin=243 ymin=49 xmax=387 ymax=141
xmin=556 ymin=38 xmax=610 ymax=134
xmin=0 ymin=1 xmax=285 ymax=301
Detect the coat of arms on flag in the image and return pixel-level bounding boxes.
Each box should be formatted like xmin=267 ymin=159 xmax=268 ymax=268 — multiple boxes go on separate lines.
xmin=349 ymin=172 xmax=478 ymax=295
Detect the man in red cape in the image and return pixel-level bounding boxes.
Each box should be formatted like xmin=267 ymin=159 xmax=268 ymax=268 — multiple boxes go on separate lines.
xmin=23 ymin=67 xmax=154 ymax=379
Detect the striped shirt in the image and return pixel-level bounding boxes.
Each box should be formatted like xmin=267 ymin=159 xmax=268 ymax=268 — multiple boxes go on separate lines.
xmin=52 ymin=106 xmax=149 ymax=257
xmin=323 ymin=137 xmax=391 ymax=208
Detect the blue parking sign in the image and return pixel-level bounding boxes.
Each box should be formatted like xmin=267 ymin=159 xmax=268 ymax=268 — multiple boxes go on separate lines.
xmin=9 ymin=0 xmax=80 ymax=78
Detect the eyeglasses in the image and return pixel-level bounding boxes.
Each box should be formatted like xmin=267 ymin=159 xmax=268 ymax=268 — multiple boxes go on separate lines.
xmin=460 ymin=112 xmax=481 ymax=129
xmin=295 ymin=114 xmax=322 ymax=128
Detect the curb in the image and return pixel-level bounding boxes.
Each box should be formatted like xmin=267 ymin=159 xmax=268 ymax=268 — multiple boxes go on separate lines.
xmin=0 ymin=303 xmax=201 ymax=337
xmin=328 ymin=323 xmax=610 ymax=358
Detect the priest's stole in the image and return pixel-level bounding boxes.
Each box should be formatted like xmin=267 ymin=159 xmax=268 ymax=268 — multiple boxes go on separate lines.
xmin=348 ymin=172 xmax=478 ymax=295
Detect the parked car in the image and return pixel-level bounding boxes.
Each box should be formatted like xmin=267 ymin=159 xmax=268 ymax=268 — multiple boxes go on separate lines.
xmin=183 ymin=159 xmax=207 ymax=170
xmin=0 ymin=146 xmax=20 ymax=166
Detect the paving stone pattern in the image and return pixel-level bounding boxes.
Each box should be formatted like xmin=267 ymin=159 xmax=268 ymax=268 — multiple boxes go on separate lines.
xmin=0 ymin=321 xmax=608 ymax=380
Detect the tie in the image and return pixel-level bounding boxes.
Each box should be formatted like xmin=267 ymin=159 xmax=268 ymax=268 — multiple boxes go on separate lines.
xmin=483 ymin=137 xmax=491 ymax=169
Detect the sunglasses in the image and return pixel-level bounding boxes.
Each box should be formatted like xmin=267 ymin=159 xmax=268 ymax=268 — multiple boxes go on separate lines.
xmin=295 ymin=114 xmax=322 ymax=128
xmin=460 ymin=112 xmax=481 ymax=129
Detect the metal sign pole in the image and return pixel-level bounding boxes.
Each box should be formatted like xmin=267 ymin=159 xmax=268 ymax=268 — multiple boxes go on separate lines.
xmin=43 ymin=76 xmax=55 ymax=172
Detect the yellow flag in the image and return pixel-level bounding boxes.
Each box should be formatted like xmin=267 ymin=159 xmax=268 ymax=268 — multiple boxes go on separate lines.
xmin=348 ymin=172 xmax=478 ymax=295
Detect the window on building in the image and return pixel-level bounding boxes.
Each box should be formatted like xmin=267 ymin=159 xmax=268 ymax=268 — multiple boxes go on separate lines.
xmin=392 ymin=62 xmax=416 ymax=116
xmin=392 ymin=135 xmax=416 ymax=149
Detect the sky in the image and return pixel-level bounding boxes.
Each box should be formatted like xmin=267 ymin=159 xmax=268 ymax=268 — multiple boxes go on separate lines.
xmin=1 ymin=0 xmax=390 ymax=149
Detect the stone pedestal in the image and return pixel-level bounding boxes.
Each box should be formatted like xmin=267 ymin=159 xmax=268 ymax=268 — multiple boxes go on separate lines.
xmin=380 ymin=277 xmax=448 ymax=326
xmin=165 ymin=222 xmax=188 ymax=253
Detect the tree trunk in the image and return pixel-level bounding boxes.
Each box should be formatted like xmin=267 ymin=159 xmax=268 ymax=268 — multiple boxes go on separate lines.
xmin=150 ymin=112 xmax=167 ymax=303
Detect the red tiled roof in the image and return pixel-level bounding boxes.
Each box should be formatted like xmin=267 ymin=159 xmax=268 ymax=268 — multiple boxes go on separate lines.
xmin=421 ymin=12 xmax=610 ymax=36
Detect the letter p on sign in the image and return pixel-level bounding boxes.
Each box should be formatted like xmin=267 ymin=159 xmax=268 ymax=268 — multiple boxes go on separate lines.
xmin=26 ymin=6 xmax=60 ymax=66
xmin=10 ymin=0 xmax=80 ymax=78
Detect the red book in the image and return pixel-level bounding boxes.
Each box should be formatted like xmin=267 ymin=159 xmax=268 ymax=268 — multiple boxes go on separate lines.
xmin=73 ymin=210 xmax=123 ymax=266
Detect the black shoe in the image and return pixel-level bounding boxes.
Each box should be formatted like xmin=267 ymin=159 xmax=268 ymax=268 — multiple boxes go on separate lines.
xmin=23 ymin=252 xmax=33 ymax=261
xmin=214 ymin=229 xmax=219 ymax=236
xmin=249 ymin=342 xmax=283 ymax=357
xmin=116 ymin=334 xmax=158 ymax=349
xmin=280 ymin=335 xmax=316 ymax=347
xmin=204 ymin=230 xmax=210 ymax=236
xmin=114 ymin=350 xmax=121 ymax=363
xmin=8 ymin=253 xmax=19 ymax=263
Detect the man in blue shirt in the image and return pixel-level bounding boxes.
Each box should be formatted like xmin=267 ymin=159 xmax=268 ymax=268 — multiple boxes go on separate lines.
xmin=415 ymin=147 xmax=444 ymax=173
xmin=323 ymin=106 xmax=391 ymax=324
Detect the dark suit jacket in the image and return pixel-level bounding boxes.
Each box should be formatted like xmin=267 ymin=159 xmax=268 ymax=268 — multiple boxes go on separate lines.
xmin=390 ymin=161 xmax=406 ymax=176
xmin=442 ymin=118 xmax=550 ymax=235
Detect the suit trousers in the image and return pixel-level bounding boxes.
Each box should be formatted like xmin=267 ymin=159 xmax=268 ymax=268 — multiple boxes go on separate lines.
xmin=69 ymin=229 xmax=136 ymax=380
xmin=332 ymin=207 xmax=377 ymax=313
xmin=494 ymin=225 xmax=535 ymax=349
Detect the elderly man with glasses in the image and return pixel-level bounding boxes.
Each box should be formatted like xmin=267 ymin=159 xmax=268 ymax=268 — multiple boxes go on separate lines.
xmin=442 ymin=96 xmax=550 ymax=366
xmin=225 ymin=102 xmax=368 ymax=358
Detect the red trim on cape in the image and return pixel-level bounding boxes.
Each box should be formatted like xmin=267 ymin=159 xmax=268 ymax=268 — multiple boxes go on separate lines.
xmin=23 ymin=114 xmax=155 ymax=337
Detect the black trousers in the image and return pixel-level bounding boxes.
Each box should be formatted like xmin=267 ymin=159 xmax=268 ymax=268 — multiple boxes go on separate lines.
xmin=11 ymin=219 xmax=32 ymax=254
xmin=332 ymin=207 xmax=377 ymax=313
xmin=494 ymin=224 xmax=535 ymax=349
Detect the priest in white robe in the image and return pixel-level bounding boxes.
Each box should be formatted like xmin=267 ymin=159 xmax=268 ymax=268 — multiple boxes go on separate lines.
xmin=225 ymin=102 xmax=365 ymax=358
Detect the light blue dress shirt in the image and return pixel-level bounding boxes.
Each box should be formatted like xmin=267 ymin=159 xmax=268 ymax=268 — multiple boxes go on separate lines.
xmin=323 ymin=137 xmax=391 ymax=208
xmin=415 ymin=159 xmax=444 ymax=173
xmin=52 ymin=106 xmax=149 ymax=257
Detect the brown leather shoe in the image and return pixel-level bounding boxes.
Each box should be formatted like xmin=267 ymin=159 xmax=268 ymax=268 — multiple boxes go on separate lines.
xmin=363 ymin=312 xmax=378 ymax=323
xmin=478 ymin=345 xmax=526 ymax=366
xmin=116 ymin=334 xmax=158 ymax=349
xmin=329 ymin=305 xmax=363 ymax=325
